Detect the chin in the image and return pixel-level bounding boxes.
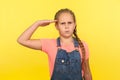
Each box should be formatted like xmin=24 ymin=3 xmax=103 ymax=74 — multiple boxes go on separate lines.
xmin=62 ymin=35 xmax=73 ymax=38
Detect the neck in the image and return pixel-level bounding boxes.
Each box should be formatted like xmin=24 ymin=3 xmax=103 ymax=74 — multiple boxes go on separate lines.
xmin=60 ymin=36 xmax=73 ymax=44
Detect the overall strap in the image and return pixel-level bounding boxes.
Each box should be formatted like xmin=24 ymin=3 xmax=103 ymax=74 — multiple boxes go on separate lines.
xmin=57 ymin=37 xmax=61 ymax=47
xmin=73 ymin=37 xmax=79 ymax=48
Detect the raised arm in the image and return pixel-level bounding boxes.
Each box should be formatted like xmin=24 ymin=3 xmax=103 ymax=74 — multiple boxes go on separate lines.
xmin=17 ymin=20 xmax=57 ymax=50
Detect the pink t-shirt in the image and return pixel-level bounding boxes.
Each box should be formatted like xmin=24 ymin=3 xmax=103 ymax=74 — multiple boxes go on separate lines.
xmin=41 ymin=39 xmax=89 ymax=77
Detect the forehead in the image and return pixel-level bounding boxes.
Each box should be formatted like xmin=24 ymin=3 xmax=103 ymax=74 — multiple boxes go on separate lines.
xmin=57 ymin=12 xmax=74 ymax=21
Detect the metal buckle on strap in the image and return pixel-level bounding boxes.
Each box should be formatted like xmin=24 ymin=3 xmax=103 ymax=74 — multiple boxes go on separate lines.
xmin=57 ymin=46 xmax=61 ymax=50
xmin=75 ymin=47 xmax=79 ymax=51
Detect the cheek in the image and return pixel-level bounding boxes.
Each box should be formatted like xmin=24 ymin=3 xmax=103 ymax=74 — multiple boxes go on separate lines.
xmin=70 ymin=25 xmax=76 ymax=30
xmin=55 ymin=25 xmax=63 ymax=32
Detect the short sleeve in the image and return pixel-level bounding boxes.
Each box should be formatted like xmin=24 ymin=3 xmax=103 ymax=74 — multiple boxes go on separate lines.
xmin=40 ymin=39 xmax=56 ymax=54
xmin=82 ymin=41 xmax=90 ymax=60
xmin=40 ymin=39 xmax=50 ymax=54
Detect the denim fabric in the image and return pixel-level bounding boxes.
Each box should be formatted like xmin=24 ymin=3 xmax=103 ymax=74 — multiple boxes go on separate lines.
xmin=51 ymin=38 xmax=82 ymax=80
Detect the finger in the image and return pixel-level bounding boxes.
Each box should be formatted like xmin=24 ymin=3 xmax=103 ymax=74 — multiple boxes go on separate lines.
xmin=50 ymin=20 xmax=58 ymax=23
xmin=54 ymin=20 xmax=58 ymax=22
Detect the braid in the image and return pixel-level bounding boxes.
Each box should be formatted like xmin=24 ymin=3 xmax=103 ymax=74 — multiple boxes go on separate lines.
xmin=73 ymin=27 xmax=88 ymax=79
xmin=73 ymin=27 xmax=86 ymax=65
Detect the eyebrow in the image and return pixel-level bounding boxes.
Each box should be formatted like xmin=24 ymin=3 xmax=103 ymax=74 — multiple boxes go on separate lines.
xmin=59 ymin=21 xmax=73 ymax=23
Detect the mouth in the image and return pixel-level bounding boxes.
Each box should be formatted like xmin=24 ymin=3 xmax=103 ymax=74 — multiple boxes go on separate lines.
xmin=65 ymin=31 xmax=70 ymax=33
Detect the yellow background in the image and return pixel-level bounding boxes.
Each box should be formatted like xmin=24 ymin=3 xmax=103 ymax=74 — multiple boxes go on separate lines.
xmin=0 ymin=0 xmax=120 ymax=80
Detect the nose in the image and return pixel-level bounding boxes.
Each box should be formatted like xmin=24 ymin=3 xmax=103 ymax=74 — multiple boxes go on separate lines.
xmin=65 ymin=23 xmax=69 ymax=29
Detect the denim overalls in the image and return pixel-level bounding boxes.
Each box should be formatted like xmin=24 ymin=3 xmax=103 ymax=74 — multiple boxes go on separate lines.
xmin=51 ymin=37 xmax=82 ymax=80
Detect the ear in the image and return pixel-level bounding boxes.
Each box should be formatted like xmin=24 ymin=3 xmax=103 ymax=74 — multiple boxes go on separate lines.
xmin=55 ymin=23 xmax=59 ymax=30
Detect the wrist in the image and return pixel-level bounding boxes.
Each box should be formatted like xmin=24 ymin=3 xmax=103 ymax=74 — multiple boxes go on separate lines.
xmin=34 ymin=20 xmax=42 ymax=27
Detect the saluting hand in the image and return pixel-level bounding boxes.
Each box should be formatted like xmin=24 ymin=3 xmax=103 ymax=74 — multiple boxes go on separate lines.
xmin=35 ymin=20 xmax=57 ymax=27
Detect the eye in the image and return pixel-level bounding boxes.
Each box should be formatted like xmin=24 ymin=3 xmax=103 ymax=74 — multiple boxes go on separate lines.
xmin=68 ymin=22 xmax=72 ymax=24
xmin=60 ymin=22 xmax=65 ymax=25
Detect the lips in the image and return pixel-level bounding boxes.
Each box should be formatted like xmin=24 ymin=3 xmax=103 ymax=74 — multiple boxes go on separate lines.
xmin=65 ymin=31 xmax=69 ymax=33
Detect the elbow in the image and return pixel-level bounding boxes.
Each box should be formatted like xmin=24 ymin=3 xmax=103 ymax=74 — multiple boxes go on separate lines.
xmin=17 ymin=37 xmax=29 ymax=47
xmin=17 ymin=37 xmax=24 ymax=45
xmin=17 ymin=38 xmax=21 ymax=44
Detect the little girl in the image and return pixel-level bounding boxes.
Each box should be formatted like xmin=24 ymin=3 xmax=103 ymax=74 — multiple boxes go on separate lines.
xmin=17 ymin=8 xmax=92 ymax=80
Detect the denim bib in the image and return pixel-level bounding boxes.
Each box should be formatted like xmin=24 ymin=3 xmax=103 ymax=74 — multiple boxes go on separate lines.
xmin=51 ymin=37 xmax=82 ymax=80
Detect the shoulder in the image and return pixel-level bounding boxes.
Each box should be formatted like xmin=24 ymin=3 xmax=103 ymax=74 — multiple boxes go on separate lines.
xmin=40 ymin=38 xmax=57 ymax=46
xmin=81 ymin=40 xmax=89 ymax=48
xmin=80 ymin=40 xmax=89 ymax=52
xmin=40 ymin=38 xmax=57 ymax=52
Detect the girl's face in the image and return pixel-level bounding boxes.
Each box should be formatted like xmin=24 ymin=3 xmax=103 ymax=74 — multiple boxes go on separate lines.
xmin=56 ymin=12 xmax=76 ymax=38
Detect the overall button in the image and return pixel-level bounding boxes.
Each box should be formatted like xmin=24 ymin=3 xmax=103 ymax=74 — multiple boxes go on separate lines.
xmin=61 ymin=59 xmax=64 ymax=63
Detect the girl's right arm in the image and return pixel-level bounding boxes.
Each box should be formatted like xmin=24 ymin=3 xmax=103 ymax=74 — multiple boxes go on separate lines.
xmin=17 ymin=20 xmax=57 ymax=50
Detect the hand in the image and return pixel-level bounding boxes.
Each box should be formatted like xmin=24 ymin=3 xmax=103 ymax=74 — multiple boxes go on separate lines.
xmin=36 ymin=20 xmax=57 ymax=27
